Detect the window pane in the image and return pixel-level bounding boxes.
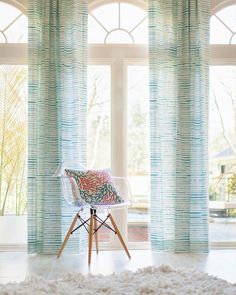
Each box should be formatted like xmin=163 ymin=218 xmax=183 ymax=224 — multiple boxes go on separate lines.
xmin=120 ymin=3 xmax=146 ymax=31
xmin=127 ymin=65 xmax=150 ymax=242
xmin=87 ymin=65 xmax=111 ymax=243
xmin=0 ymin=2 xmax=21 ymax=31
xmin=88 ymin=14 xmax=107 ymax=44
xmin=216 ymin=5 xmax=236 ymax=33
xmin=0 ymin=2 xmax=27 ymax=43
xmin=106 ymin=30 xmax=133 ymax=44
xmin=4 ymin=14 xmax=28 ymax=43
xmin=231 ymin=34 xmax=236 ymax=44
xmin=132 ymin=18 xmax=148 ymax=44
xmin=0 ymin=32 xmax=6 ymax=43
xmin=0 ymin=65 xmax=28 ymax=216
xmin=209 ymin=66 xmax=236 ymax=244
xmin=88 ymin=2 xmax=148 ymax=44
xmin=87 ymin=65 xmax=111 ymax=170
xmin=210 ymin=15 xmax=232 ymax=44
xmin=209 ymin=66 xmax=236 ymax=165
xmin=92 ymin=3 xmax=119 ymax=32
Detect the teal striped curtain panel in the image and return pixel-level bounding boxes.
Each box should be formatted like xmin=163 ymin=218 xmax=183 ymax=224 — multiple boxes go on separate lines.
xmin=149 ymin=0 xmax=210 ymax=252
xmin=28 ymin=0 xmax=87 ymax=254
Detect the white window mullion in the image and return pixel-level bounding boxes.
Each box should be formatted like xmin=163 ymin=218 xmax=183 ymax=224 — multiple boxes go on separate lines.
xmin=111 ymin=58 xmax=127 ymax=177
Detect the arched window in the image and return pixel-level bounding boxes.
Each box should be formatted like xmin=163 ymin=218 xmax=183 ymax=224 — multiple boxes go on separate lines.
xmin=0 ymin=1 xmax=27 ymax=43
xmin=88 ymin=0 xmax=149 ymax=248
xmin=209 ymin=1 xmax=236 ymax=248
xmin=88 ymin=1 xmax=148 ymax=44
xmin=0 ymin=0 xmax=28 ymax=218
xmin=210 ymin=4 xmax=236 ymax=44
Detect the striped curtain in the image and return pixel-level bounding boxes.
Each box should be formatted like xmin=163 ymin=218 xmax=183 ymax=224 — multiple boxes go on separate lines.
xmin=28 ymin=0 xmax=87 ymax=254
xmin=149 ymin=0 xmax=210 ymax=252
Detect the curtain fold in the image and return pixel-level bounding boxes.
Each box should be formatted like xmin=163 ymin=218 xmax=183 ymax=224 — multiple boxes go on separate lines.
xmin=28 ymin=0 xmax=87 ymax=254
xmin=149 ymin=0 xmax=210 ymax=252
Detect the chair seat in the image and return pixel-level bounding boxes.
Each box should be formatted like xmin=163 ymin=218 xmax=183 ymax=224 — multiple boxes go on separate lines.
xmin=89 ymin=201 xmax=130 ymax=210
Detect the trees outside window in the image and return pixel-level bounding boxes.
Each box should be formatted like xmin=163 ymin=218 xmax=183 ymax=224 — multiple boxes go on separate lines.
xmin=0 ymin=1 xmax=27 ymax=216
xmin=209 ymin=2 xmax=236 ymax=246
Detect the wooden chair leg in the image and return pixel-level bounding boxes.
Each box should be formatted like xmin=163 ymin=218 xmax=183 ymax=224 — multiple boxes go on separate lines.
xmin=108 ymin=213 xmax=131 ymax=259
xmin=88 ymin=212 xmax=94 ymax=265
xmin=94 ymin=215 xmax=99 ymax=254
xmin=57 ymin=213 xmax=79 ymax=258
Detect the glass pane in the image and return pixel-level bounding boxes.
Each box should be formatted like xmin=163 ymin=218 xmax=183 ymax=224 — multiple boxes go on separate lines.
xmin=210 ymin=15 xmax=232 ymax=44
xmin=217 ymin=5 xmax=236 ymax=33
xmin=209 ymin=66 xmax=236 ymax=244
xmin=87 ymin=65 xmax=111 ymax=243
xmin=0 ymin=32 xmax=6 ymax=43
xmin=4 ymin=14 xmax=28 ymax=43
xmin=106 ymin=29 xmax=133 ymax=44
xmin=120 ymin=3 xmax=146 ymax=32
xmin=92 ymin=3 xmax=119 ymax=32
xmin=0 ymin=65 xmax=28 ymax=216
xmin=87 ymin=65 xmax=111 ymax=170
xmin=132 ymin=18 xmax=148 ymax=44
xmin=127 ymin=65 xmax=150 ymax=242
xmin=231 ymin=34 xmax=236 ymax=44
xmin=89 ymin=2 xmax=148 ymax=45
xmin=88 ymin=14 xmax=106 ymax=44
xmin=0 ymin=2 xmax=21 ymax=31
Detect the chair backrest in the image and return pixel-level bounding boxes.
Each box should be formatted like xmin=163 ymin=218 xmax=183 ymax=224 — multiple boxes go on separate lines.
xmin=110 ymin=176 xmax=133 ymax=204
xmin=61 ymin=175 xmax=87 ymax=207
xmin=53 ymin=163 xmax=133 ymax=207
xmin=52 ymin=162 xmax=86 ymax=208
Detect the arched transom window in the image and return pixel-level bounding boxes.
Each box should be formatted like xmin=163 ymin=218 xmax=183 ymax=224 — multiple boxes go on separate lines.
xmin=0 ymin=1 xmax=27 ymax=43
xmin=88 ymin=1 xmax=148 ymax=44
xmin=210 ymin=4 xmax=236 ymax=44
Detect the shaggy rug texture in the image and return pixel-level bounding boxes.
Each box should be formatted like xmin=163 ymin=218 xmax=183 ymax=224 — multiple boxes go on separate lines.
xmin=1 ymin=265 xmax=236 ymax=295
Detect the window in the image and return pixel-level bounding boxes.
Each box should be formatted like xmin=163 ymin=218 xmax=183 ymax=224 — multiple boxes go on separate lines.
xmin=0 ymin=1 xmax=28 ymax=218
xmin=210 ymin=5 xmax=236 ymax=44
xmin=87 ymin=65 xmax=111 ymax=169
xmin=209 ymin=1 xmax=236 ymax=248
xmin=88 ymin=0 xmax=149 ymax=248
xmin=0 ymin=2 xmax=27 ymax=43
xmin=88 ymin=2 xmax=148 ymax=44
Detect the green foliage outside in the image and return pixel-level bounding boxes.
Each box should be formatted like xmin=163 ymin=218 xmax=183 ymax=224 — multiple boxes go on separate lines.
xmin=228 ymin=174 xmax=236 ymax=199
xmin=0 ymin=66 xmax=27 ymax=216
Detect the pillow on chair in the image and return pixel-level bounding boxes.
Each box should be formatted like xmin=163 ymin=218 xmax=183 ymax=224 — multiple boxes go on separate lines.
xmin=65 ymin=169 xmax=124 ymax=205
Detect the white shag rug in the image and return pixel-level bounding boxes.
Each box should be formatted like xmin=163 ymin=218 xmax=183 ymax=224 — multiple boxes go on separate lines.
xmin=1 ymin=265 xmax=236 ymax=295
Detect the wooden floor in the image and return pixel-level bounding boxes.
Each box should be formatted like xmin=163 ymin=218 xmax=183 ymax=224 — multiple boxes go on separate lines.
xmin=0 ymin=250 xmax=236 ymax=285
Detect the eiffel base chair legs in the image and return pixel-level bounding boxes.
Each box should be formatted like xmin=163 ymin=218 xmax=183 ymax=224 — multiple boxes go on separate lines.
xmin=57 ymin=208 xmax=131 ymax=264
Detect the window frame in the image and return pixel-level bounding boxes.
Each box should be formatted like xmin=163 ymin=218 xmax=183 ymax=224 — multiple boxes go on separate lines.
xmin=209 ymin=0 xmax=236 ymax=249
xmin=3 ymin=0 xmax=235 ymax=249
xmin=88 ymin=0 xmax=149 ymax=251
xmin=210 ymin=0 xmax=236 ymax=64
xmin=88 ymin=46 xmax=149 ymax=249
xmin=89 ymin=0 xmax=236 ymax=250
xmin=0 ymin=0 xmax=27 ymax=249
xmin=0 ymin=0 xmax=27 ymax=65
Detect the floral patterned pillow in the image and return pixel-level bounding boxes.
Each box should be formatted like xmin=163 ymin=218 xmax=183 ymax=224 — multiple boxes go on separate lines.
xmin=65 ymin=169 xmax=124 ymax=205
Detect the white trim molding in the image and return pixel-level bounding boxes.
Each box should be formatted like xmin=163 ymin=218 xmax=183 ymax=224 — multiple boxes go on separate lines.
xmin=0 ymin=44 xmax=27 ymax=64
xmin=0 ymin=0 xmax=27 ymax=14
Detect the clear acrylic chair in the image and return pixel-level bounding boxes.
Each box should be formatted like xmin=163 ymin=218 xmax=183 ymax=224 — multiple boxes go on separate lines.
xmin=53 ymin=163 xmax=131 ymax=264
